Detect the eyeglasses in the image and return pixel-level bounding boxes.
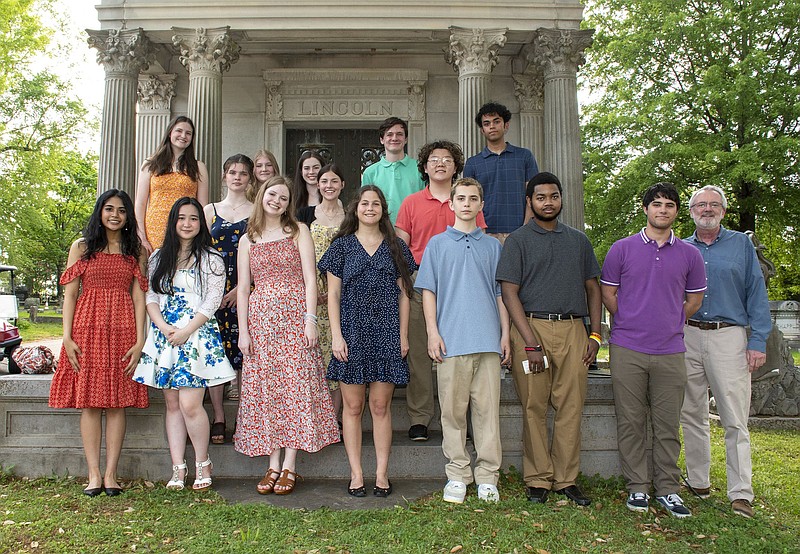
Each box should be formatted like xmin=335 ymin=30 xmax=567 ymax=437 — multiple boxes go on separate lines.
xmin=691 ymin=202 xmax=724 ymax=210
xmin=428 ymin=157 xmax=455 ymax=166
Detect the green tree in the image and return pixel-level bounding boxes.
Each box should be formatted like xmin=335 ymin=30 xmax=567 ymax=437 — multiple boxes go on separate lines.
xmin=0 ymin=0 xmax=97 ymax=298
xmin=582 ymin=0 xmax=800 ymax=298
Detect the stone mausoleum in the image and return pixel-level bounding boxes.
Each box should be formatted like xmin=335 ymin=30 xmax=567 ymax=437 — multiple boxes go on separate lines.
xmin=88 ymin=0 xmax=593 ymax=227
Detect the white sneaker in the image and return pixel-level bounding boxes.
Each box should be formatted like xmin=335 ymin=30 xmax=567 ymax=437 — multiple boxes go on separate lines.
xmin=477 ymin=483 xmax=500 ymax=503
xmin=443 ymin=480 xmax=467 ymax=504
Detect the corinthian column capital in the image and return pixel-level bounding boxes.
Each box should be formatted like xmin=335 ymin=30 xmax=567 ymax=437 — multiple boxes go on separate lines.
xmin=87 ymin=28 xmax=155 ymax=74
xmin=172 ymin=27 xmax=241 ymax=74
xmin=445 ymin=27 xmax=507 ymax=76
xmin=137 ymin=74 xmax=176 ymax=111
xmin=513 ymin=73 xmax=544 ymax=112
xmin=530 ymin=28 xmax=594 ymax=77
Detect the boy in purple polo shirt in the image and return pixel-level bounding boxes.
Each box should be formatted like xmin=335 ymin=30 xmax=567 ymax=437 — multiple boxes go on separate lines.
xmin=415 ymin=178 xmax=511 ymax=504
xmin=601 ymin=183 xmax=706 ymax=518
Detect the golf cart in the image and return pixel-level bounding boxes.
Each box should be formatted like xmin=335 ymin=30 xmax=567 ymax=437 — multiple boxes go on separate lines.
xmin=0 ymin=265 xmax=22 ymax=373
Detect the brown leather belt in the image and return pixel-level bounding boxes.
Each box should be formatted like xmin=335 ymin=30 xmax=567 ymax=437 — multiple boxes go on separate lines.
xmin=686 ymin=319 xmax=736 ymax=330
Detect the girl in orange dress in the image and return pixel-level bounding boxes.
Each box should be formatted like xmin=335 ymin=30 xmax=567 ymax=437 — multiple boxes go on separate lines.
xmin=48 ymin=189 xmax=149 ymax=497
xmin=135 ymin=116 xmax=209 ymax=253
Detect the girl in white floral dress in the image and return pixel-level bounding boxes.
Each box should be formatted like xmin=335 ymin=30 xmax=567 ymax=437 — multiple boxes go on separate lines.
xmin=133 ymin=197 xmax=235 ymax=491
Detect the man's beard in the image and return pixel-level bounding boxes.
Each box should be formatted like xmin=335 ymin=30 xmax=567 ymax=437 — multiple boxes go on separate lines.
xmin=533 ymin=206 xmax=562 ymax=222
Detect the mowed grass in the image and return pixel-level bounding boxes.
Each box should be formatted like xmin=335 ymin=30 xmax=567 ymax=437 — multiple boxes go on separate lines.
xmin=1 ymin=426 xmax=798 ymax=553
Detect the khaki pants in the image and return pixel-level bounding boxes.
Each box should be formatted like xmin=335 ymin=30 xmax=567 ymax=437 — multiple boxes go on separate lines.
xmin=406 ymin=275 xmax=435 ymax=427
xmin=437 ymin=353 xmax=502 ymax=485
xmin=681 ymin=324 xmax=753 ymax=502
xmin=511 ymin=318 xmax=588 ymax=489
xmin=610 ymin=345 xmax=686 ymax=496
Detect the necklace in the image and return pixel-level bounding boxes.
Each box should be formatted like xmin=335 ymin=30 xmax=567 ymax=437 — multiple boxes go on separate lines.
xmin=263 ymin=225 xmax=282 ymax=234
xmin=319 ymin=205 xmax=343 ymax=219
xmin=230 ymin=201 xmax=250 ymax=211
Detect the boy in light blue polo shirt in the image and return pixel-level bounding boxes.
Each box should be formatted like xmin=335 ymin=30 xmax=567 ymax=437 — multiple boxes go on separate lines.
xmin=415 ymin=177 xmax=511 ymax=504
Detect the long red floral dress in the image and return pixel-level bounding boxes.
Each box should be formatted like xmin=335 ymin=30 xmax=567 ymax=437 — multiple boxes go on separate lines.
xmin=233 ymin=238 xmax=339 ymax=456
xmin=48 ymin=253 xmax=150 ymax=409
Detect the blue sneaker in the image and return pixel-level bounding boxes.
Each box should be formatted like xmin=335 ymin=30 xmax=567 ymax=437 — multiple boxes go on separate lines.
xmin=656 ymin=493 xmax=692 ymax=518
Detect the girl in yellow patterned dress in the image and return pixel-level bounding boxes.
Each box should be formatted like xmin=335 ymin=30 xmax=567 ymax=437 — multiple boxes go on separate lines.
xmin=135 ymin=116 xmax=209 ymax=253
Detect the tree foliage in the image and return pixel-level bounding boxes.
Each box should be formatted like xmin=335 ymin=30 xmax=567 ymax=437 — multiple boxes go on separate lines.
xmin=582 ymin=0 xmax=800 ymax=299
xmin=0 ymin=0 xmax=97 ymax=298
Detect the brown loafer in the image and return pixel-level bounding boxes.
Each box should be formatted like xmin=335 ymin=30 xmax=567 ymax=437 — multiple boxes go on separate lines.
xmin=732 ymin=498 xmax=754 ymax=518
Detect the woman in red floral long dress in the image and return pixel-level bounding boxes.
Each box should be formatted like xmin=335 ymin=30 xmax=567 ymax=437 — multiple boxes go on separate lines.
xmin=233 ymin=176 xmax=339 ymax=495
xmin=48 ymin=189 xmax=149 ymax=497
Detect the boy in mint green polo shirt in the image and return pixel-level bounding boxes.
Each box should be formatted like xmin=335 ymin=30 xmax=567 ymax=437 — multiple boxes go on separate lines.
xmin=361 ymin=117 xmax=425 ymax=224
xmin=415 ymin=177 xmax=511 ymax=504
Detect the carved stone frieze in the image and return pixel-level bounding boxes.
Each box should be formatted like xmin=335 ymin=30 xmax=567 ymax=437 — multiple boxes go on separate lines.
xmin=530 ymin=28 xmax=594 ymax=77
xmin=513 ymin=73 xmax=544 ymax=112
xmin=137 ymin=74 xmax=176 ymax=111
xmin=87 ymin=28 xmax=155 ymax=74
xmin=408 ymin=81 xmax=426 ymax=121
xmin=172 ymin=27 xmax=241 ymax=74
xmin=264 ymin=80 xmax=283 ymax=120
xmin=445 ymin=27 xmax=507 ymax=76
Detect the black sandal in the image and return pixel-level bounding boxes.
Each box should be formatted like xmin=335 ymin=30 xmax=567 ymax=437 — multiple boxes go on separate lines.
xmin=348 ymin=481 xmax=366 ymax=497
xmin=373 ymin=480 xmax=393 ymax=497
xmin=210 ymin=421 xmax=226 ymax=444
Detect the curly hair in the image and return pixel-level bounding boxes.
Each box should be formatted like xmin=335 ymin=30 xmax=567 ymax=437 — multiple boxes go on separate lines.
xmin=416 ymin=140 xmax=464 ymax=183
xmin=474 ymin=102 xmax=511 ymax=127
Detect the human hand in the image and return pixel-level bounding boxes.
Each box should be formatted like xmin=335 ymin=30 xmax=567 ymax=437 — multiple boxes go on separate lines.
xmin=427 ymin=333 xmax=446 ymax=363
xmin=500 ymin=336 xmax=511 ymax=366
xmin=63 ymin=337 xmax=82 ymax=371
xmin=168 ymin=327 xmax=190 ymax=346
xmin=332 ymin=336 xmax=348 ymax=362
xmin=122 ymin=342 xmax=144 ymax=375
xmin=220 ymin=287 xmax=238 ymax=309
xmin=583 ymin=339 xmax=600 ymax=366
xmin=526 ymin=350 xmax=546 ymax=374
xmin=401 ymin=334 xmax=409 ymax=359
xmin=239 ymin=332 xmax=252 ymax=357
xmin=305 ymin=320 xmax=318 ymax=348
xmin=746 ymin=349 xmax=767 ymax=373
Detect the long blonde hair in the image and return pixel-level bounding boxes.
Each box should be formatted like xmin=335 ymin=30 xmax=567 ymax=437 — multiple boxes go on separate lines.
xmin=250 ymin=149 xmax=281 ymax=201
xmin=246 ymin=176 xmax=299 ymax=242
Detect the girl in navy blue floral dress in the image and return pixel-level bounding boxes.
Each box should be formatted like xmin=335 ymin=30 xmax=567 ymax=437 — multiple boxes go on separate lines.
xmin=133 ymin=197 xmax=235 ymax=491
xmin=319 ymin=185 xmax=417 ymax=498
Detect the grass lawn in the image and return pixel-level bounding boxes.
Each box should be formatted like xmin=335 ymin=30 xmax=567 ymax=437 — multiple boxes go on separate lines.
xmin=1 ymin=426 xmax=798 ymax=553
xmin=14 ymin=318 xmax=63 ymax=342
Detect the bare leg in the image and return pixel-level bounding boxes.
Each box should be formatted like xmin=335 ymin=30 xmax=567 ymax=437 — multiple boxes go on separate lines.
xmin=369 ymin=382 xmax=395 ymax=489
xmin=274 ymin=447 xmax=299 ymax=493
xmin=340 ymin=383 xmax=366 ymax=488
xmin=163 ymin=389 xmax=188 ymax=482
xmin=269 ymin=450 xmax=282 ymax=472
xmin=209 ymin=384 xmax=225 ymax=424
xmin=179 ymin=388 xmax=211 ymax=480
xmin=80 ymin=408 xmax=103 ymax=489
xmin=103 ymin=408 xmax=127 ymax=489
xmin=331 ymin=387 xmax=343 ymax=421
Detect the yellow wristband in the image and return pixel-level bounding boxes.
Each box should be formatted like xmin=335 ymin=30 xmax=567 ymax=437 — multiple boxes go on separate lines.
xmin=589 ymin=334 xmax=602 ymax=346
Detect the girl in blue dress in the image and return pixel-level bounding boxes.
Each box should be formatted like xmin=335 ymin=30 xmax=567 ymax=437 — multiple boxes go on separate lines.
xmin=133 ymin=197 xmax=235 ymax=491
xmin=319 ymin=185 xmax=417 ymax=498
xmin=203 ymin=154 xmax=254 ymax=444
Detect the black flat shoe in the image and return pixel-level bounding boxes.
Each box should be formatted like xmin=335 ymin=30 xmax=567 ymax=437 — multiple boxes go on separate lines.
xmin=373 ymin=481 xmax=393 ymax=497
xmin=526 ymin=486 xmax=549 ymax=504
xmin=83 ymin=487 xmax=103 ymax=497
xmin=348 ymin=482 xmax=366 ymax=497
xmin=554 ymin=485 xmax=591 ymax=506
xmin=104 ymin=487 xmax=124 ymax=497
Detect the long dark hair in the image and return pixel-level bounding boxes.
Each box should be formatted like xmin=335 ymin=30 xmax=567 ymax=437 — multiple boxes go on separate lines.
xmin=334 ymin=185 xmax=413 ymax=298
xmin=292 ymin=150 xmax=326 ymax=209
xmin=151 ymin=197 xmax=221 ymax=295
xmin=82 ymin=189 xmax=141 ymax=261
xmin=144 ymin=116 xmax=200 ymax=181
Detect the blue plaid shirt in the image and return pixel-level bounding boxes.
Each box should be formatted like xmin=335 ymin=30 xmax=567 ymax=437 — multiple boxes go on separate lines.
xmin=463 ymin=143 xmax=538 ymax=233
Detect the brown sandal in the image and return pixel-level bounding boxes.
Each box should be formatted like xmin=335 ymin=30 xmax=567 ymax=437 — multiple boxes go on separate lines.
xmin=210 ymin=421 xmax=226 ymax=445
xmin=274 ymin=468 xmax=301 ymax=495
xmin=256 ymin=468 xmax=280 ymax=495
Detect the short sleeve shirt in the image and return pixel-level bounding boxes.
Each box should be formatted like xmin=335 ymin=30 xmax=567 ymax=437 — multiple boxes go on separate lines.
xmin=361 ymin=155 xmax=425 ymax=224
xmin=601 ymin=229 xmax=707 ymax=354
xmin=414 ymin=227 xmax=503 ymax=357
xmin=395 ymin=187 xmax=487 ymax=264
xmin=463 ymin=143 xmax=538 ymax=234
xmin=495 ymin=220 xmax=600 ymax=315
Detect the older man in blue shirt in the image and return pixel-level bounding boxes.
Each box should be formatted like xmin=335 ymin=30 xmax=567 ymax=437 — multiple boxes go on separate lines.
xmin=681 ymin=185 xmax=771 ymax=520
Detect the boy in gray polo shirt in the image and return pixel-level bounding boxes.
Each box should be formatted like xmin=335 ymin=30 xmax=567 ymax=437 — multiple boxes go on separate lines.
xmin=415 ymin=177 xmax=511 ymax=503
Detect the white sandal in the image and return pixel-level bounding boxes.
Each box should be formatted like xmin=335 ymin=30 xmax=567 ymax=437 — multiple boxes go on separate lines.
xmin=166 ymin=461 xmax=187 ymax=490
xmin=193 ymin=455 xmax=213 ymax=490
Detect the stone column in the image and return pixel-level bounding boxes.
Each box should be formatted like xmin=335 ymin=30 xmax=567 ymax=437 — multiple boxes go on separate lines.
xmin=172 ymin=27 xmax=240 ymax=202
xmin=263 ymin=79 xmax=285 ymax=171
xmin=136 ymin=74 xmax=176 ymax=173
xmin=531 ymin=28 xmax=594 ymax=228
xmin=513 ymin=72 xmax=545 ymax=169
xmin=87 ymin=28 xmax=155 ymax=196
xmin=407 ymin=80 xmax=427 ymax=159
xmin=445 ymin=27 xmax=507 ymax=158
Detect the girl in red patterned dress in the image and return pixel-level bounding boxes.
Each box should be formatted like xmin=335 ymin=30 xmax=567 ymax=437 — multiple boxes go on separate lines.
xmin=48 ymin=189 xmax=149 ymax=497
xmin=234 ymin=176 xmax=339 ymax=495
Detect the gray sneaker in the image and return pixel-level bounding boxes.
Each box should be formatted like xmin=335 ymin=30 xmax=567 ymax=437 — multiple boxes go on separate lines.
xmin=656 ymin=493 xmax=692 ymax=518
